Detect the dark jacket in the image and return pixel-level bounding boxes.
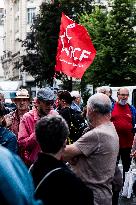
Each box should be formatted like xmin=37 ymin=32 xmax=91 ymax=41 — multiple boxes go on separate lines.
xmin=0 ymin=126 xmax=18 ymax=153
xmin=3 ymin=105 xmax=12 ymax=115
xmin=129 ymin=105 xmax=136 ymax=128
xmin=31 ymin=152 xmax=94 ymax=205
xmin=112 ymin=165 xmax=123 ymax=192
xmin=59 ymin=107 xmax=87 ymax=143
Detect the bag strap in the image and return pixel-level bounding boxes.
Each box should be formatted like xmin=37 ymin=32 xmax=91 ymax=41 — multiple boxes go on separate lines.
xmin=35 ymin=167 xmax=62 ymax=193
xmin=28 ymin=163 xmax=34 ymax=173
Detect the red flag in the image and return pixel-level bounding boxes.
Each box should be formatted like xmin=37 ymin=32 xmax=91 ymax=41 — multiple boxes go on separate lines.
xmin=55 ymin=13 xmax=96 ymax=79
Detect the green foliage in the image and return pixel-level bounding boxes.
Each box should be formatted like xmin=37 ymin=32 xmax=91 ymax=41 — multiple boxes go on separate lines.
xmin=21 ymin=0 xmax=135 ymax=88
xmin=79 ymin=8 xmax=112 ymax=88
xmin=21 ymin=2 xmax=61 ymax=86
xmin=21 ymin=0 xmax=92 ymax=86
xmin=107 ymin=0 xmax=136 ymax=86
xmin=80 ymin=0 xmax=136 ymax=88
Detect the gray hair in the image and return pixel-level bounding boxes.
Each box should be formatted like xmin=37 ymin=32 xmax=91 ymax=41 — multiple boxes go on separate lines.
xmin=87 ymin=93 xmax=112 ymax=114
xmin=102 ymin=86 xmax=111 ymax=93
xmin=95 ymin=86 xmax=106 ymax=94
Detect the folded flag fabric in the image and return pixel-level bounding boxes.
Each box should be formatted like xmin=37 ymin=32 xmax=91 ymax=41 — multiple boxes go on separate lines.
xmin=55 ymin=12 xmax=96 ymax=79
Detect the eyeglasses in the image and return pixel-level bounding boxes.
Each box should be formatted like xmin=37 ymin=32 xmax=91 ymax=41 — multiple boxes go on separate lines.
xmin=118 ymin=94 xmax=129 ymax=97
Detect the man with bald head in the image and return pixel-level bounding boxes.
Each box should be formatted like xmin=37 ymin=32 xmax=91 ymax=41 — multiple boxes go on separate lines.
xmin=111 ymin=87 xmax=136 ymax=182
xmin=63 ymin=93 xmax=119 ymax=205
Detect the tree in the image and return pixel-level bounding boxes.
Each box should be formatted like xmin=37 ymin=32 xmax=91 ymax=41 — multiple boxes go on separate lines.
xmin=79 ymin=0 xmax=136 ymax=88
xmin=107 ymin=0 xmax=136 ymax=86
xmin=79 ymin=7 xmax=110 ymax=89
xmin=21 ymin=0 xmax=93 ymax=87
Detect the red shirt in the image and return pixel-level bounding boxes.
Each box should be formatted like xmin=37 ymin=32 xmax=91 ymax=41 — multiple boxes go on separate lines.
xmin=111 ymin=103 xmax=134 ymax=148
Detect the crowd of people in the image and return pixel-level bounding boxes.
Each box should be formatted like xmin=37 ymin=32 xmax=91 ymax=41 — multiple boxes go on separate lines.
xmin=0 ymin=85 xmax=136 ymax=205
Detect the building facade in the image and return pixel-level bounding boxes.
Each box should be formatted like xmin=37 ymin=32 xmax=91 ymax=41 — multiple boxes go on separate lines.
xmin=0 ymin=0 xmax=4 ymax=80
xmin=1 ymin=0 xmax=47 ymax=88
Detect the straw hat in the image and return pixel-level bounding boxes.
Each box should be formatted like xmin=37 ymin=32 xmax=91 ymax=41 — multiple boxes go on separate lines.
xmin=15 ymin=89 xmax=29 ymax=99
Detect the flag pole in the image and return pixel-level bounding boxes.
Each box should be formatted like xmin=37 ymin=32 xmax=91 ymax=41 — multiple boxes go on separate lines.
xmin=70 ymin=77 xmax=72 ymax=91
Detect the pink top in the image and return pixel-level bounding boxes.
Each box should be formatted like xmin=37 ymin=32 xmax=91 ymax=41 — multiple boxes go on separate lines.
xmin=10 ymin=109 xmax=29 ymax=138
xmin=18 ymin=108 xmax=58 ymax=166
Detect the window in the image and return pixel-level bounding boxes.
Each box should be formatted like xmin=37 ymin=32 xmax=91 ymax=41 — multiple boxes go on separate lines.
xmin=0 ymin=8 xmax=4 ymax=25
xmin=27 ymin=8 xmax=36 ymax=24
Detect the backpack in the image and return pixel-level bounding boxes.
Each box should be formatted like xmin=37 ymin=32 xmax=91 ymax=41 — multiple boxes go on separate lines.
xmin=59 ymin=107 xmax=87 ymax=144
xmin=68 ymin=108 xmax=87 ymax=144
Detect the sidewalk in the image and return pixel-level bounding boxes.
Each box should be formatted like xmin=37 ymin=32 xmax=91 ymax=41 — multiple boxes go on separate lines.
xmin=119 ymin=196 xmax=136 ymax=205
xmin=118 ymin=162 xmax=136 ymax=205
